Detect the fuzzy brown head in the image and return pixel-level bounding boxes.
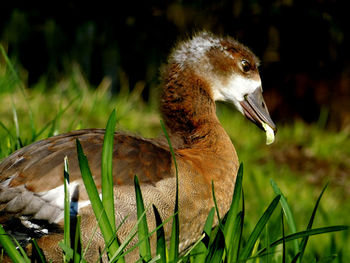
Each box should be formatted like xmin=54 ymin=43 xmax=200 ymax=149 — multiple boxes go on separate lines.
xmin=161 ymin=32 xmax=276 ymax=136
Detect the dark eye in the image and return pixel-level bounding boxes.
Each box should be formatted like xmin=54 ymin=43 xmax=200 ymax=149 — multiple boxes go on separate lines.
xmin=241 ymin=60 xmax=251 ymax=72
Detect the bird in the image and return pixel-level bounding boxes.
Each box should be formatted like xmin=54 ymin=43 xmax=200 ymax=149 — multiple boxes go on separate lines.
xmin=0 ymin=31 xmax=276 ymax=262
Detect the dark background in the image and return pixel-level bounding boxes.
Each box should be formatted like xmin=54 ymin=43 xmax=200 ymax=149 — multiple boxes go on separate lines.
xmin=1 ymin=0 xmax=349 ymax=128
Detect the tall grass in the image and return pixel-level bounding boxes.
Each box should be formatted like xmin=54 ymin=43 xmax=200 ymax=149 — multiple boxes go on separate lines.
xmin=1 ymin=111 xmax=348 ymax=262
xmin=0 ymin=46 xmax=349 ymax=262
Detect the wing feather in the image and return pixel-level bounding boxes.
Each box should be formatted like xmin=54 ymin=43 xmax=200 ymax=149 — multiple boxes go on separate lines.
xmin=0 ymin=129 xmax=173 ymax=221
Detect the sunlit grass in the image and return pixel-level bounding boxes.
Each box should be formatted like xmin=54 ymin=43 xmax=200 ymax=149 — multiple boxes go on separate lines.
xmin=218 ymin=104 xmax=350 ymax=261
xmin=0 ymin=49 xmax=349 ymax=261
xmin=0 ymin=66 xmax=160 ymax=158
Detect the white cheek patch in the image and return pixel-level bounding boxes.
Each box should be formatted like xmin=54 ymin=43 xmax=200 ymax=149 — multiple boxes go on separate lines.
xmin=212 ymin=75 xmax=261 ymax=113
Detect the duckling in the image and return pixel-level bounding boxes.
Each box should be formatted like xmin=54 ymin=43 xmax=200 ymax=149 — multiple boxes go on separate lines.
xmin=0 ymin=31 xmax=276 ymax=262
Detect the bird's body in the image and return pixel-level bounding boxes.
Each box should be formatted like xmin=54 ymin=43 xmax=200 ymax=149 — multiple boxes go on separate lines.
xmin=0 ymin=32 xmax=276 ymax=262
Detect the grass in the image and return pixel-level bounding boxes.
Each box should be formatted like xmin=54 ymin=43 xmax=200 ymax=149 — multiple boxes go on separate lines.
xmin=0 ymin=48 xmax=349 ymax=262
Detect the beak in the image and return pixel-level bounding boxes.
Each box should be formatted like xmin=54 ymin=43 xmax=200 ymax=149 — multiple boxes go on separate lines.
xmin=239 ymin=88 xmax=277 ymax=134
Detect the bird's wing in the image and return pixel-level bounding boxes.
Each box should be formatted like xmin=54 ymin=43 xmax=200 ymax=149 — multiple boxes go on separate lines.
xmin=0 ymin=129 xmax=173 ymax=222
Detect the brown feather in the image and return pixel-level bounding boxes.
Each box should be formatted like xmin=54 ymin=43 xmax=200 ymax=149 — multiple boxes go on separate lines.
xmin=0 ymin=31 xmax=271 ymax=262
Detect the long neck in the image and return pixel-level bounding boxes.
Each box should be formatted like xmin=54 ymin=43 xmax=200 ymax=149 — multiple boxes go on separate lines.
xmin=160 ymin=63 xmax=232 ymax=152
xmin=161 ymin=63 xmax=238 ymax=211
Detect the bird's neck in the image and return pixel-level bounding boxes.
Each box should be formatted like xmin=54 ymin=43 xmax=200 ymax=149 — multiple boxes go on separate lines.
xmin=160 ymin=63 xmax=238 ymax=207
xmin=160 ymin=63 xmax=233 ymax=152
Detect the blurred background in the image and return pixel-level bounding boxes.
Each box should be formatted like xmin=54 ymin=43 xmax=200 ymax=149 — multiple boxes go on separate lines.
xmin=1 ymin=0 xmax=349 ymax=128
xmin=0 ymin=1 xmax=349 ymax=261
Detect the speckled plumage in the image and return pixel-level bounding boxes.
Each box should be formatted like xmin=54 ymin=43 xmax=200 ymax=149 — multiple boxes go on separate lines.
xmin=0 ymin=32 xmax=275 ymax=262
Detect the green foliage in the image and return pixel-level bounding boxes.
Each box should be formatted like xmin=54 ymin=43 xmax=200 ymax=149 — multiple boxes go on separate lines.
xmin=160 ymin=120 xmax=180 ymax=263
xmin=134 ymin=176 xmax=152 ymax=261
xmin=270 ymin=179 xmax=299 ymax=259
xmin=72 ymin=216 xmax=83 ymax=263
xmin=102 ymin=109 xmax=117 ymax=234
xmin=295 ymin=184 xmax=328 ymax=262
xmin=153 ymin=205 xmax=167 ymax=263
xmin=0 ymin=52 xmax=349 ymax=262
xmin=224 ymin=164 xmax=243 ymax=263
xmin=76 ymin=138 xmax=123 ymax=261
xmin=186 ymin=164 xmax=348 ymax=263
xmin=30 ymin=239 xmax=46 ymax=263
xmin=1 ymin=115 xmax=348 ymax=262
xmin=59 ymin=157 xmax=84 ymax=263
xmin=0 ymin=225 xmax=29 ymax=263
xmin=61 ymin=156 xmax=73 ymax=262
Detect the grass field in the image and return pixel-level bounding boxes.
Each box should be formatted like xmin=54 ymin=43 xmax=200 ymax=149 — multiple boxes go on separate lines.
xmin=0 ymin=61 xmax=349 ymax=262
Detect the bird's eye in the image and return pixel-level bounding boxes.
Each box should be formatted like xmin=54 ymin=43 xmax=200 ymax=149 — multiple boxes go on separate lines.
xmin=241 ymin=60 xmax=251 ymax=72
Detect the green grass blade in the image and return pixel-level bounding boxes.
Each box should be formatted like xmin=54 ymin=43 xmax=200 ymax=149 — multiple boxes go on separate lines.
xmin=169 ymin=187 xmax=180 ymax=261
xmin=240 ymin=195 xmax=281 ymax=261
xmin=224 ymin=163 xmax=243 ymax=237
xmin=110 ymin=195 xmax=179 ymax=261
xmin=227 ymin=211 xmax=244 ymax=263
xmin=190 ymin=242 xmax=207 ymax=262
xmin=169 ymin=185 xmax=179 ymax=260
xmin=82 ymin=211 xmax=113 ymax=261
xmin=109 ymin=209 xmax=150 ymax=262
xmin=0 ymin=121 xmax=15 ymax=141
xmin=76 ymin=139 xmax=123 ymax=262
xmin=0 ymin=121 xmax=16 ymax=159
xmin=11 ymin=102 xmax=23 ymax=149
xmin=257 ymin=225 xmax=349 ymax=255
xmin=112 ymin=211 xmax=175 ymax=262
xmin=0 ymin=225 xmax=28 ymax=263
xmin=35 ymin=96 xmax=79 ymax=140
xmin=101 ymin=109 xmax=117 ymax=233
xmin=0 ymin=44 xmax=20 ymax=84
xmin=160 ymin=120 xmax=178 ymax=176
xmin=31 ymin=239 xmax=47 ymax=263
xmin=42 ymin=118 xmax=57 ymax=139
xmin=160 ymin=120 xmax=179 ymax=262
xmin=281 ymin=211 xmax=286 ymax=263
xmin=298 ymin=183 xmax=328 ymax=262
xmin=225 ymin=163 xmax=243 ymax=263
xmin=270 ymin=179 xmax=299 ymax=258
xmin=153 ymin=205 xmax=167 ymax=263
xmin=1 ymin=44 xmax=36 ymax=142
xmin=134 ymin=175 xmax=152 ymax=261
xmin=73 ymin=215 xmax=82 ymax=263
xmin=63 ymin=156 xmax=71 ymax=262
xmin=291 ymin=252 xmax=301 ymax=263
xmin=59 ymin=243 xmax=74 ymax=262
xmin=315 ymin=254 xmax=337 ymax=263
xmin=0 ymin=224 xmax=30 ymax=262
xmin=205 ymin=227 xmax=225 ymax=263
xmin=148 ymin=255 xmax=161 ymax=263
xmin=211 ymin=181 xmax=221 ymax=224
xmin=180 ymin=234 xmax=205 ymax=263
xmin=228 ymin=189 xmax=245 ymax=263
xmin=190 ymin=208 xmax=215 ymax=262
xmin=12 ymin=236 xmax=30 ymax=261
xmin=203 ymin=207 xmax=215 ymax=243
xmin=265 ymin=222 xmax=270 ymax=263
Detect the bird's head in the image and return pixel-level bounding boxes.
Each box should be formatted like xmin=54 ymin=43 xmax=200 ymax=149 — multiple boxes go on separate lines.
xmin=170 ymin=32 xmax=277 ymax=142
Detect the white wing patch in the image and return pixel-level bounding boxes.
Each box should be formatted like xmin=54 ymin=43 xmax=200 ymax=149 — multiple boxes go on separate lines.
xmin=37 ymin=182 xmax=91 ymax=222
xmin=38 ymin=181 xmax=80 ymax=209
xmin=0 ymin=181 xmax=91 ymax=224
